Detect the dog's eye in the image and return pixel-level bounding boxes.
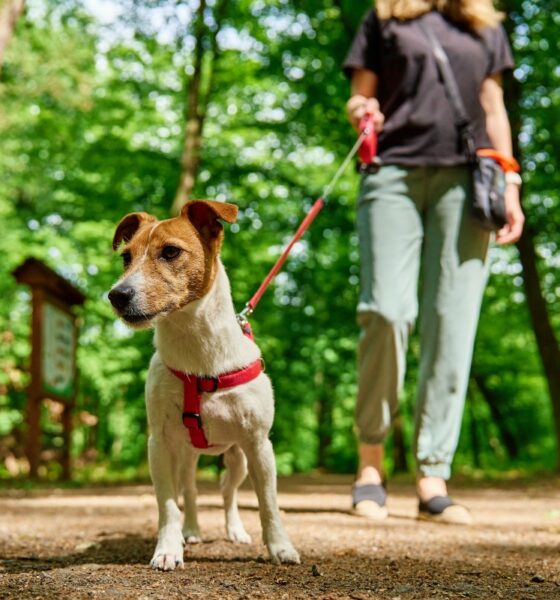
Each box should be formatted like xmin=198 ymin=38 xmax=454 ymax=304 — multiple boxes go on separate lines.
xmin=161 ymin=246 xmax=181 ymax=261
xmin=121 ymin=251 xmax=132 ymax=268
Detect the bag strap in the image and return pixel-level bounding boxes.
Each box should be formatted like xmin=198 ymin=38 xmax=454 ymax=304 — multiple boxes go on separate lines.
xmin=419 ymin=22 xmax=477 ymax=162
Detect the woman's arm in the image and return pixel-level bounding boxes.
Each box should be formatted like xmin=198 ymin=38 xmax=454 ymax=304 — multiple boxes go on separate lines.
xmin=347 ymin=68 xmax=385 ymax=132
xmin=480 ymin=74 xmax=524 ymax=245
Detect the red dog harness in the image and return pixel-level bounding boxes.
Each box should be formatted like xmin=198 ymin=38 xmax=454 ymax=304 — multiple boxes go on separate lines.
xmin=168 ymin=325 xmax=263 ymax=449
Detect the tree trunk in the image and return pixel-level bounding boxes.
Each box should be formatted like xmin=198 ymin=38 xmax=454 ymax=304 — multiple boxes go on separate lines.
xmin=392 ymin=414 xmax=409 ymax=473
xmin=516 ymin=229 xmax=560 ymax=464
xmin=502 ymin=8 xmax=560 ymax=466
xmin=171 ymin=0 xmax=206 ymax=215
xmin=467 ymin=383 xmax=481 ymax=469
xmin=472 ymin=372 xmax=519 ymax=460
xmin=316 ymin=390 xmax=333 ymax=470
xmin=0 ymin=0 xmax=25 ymax=75
xmin=171 ymin=0 xmax=228 ymax=216
xmin=331 ymin=0 xmax=356 ymax=39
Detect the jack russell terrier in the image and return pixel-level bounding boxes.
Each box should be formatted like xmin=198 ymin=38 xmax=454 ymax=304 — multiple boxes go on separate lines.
xmin=108 ymin=200 xmax=300 ymax=570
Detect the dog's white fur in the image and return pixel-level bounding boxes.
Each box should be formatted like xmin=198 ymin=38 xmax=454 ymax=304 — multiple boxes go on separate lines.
xmin=144 ymin=259 xmax=299 ymax=570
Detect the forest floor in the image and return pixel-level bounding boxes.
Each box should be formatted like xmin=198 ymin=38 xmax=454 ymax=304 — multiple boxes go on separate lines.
xmin=1 ymin=474 xmax=559 ymax=600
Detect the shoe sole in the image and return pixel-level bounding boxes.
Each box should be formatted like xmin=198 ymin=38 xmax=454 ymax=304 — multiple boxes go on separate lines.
xmin=417 ymin=504 xmax=473 ymax=525
xmin=351 ymin=500 xmax=389 ymax=520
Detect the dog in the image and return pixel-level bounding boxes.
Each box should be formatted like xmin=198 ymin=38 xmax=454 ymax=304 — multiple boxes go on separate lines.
xmin=108 ymin=200 xmax=300 ymax=571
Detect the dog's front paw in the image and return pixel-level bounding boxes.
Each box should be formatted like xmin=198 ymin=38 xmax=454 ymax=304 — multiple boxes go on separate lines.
xmin=150 ymin=550 xmax=184 ymax=571
xmin=227 ymin=523 xmax=252 ymax=544
xmin=151 ymin=526 xmax=185 ymax=571
xmin=267 ymin=540 xmax=300 ymax=565
xmin=150 ymin=536 xmax=184 ymax=571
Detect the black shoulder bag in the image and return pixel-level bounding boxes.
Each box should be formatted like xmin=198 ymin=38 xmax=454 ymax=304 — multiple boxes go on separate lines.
xmin=420 ymin=24 xmax=507 ymax=231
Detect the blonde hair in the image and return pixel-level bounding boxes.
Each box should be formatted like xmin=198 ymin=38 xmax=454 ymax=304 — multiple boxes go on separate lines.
xmin=376 ymin=0 xmax=504 ymax=29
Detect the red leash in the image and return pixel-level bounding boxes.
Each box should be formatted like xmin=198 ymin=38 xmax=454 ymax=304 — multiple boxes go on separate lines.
xmin=238 ymin=115 xmax=378 ymax=321
xmin=243 ymin=197 xmax=326 ymax=315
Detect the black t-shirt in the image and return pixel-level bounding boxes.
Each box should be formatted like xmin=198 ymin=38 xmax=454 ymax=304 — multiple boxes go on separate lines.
xmin=343 ymin=10 xmax=514 ymax=166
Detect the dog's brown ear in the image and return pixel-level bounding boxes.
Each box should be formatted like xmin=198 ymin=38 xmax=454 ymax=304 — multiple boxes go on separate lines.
xmin=182 ymin=200 xmax=238 ymax=241
xmin=112 ymin=212 xmax=157 ymax=250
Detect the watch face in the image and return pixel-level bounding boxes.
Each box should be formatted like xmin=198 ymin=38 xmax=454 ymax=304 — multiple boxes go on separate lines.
xmin=505 ymin=172 xmax=522 ymax=186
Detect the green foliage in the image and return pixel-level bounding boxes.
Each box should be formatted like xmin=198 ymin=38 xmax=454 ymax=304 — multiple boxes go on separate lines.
xmin=0 ymin=0 xmax=558 ymax=481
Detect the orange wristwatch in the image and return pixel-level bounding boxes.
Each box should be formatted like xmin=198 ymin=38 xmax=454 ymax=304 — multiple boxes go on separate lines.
xmin=477 ymin=149 xmax=522 ymax=186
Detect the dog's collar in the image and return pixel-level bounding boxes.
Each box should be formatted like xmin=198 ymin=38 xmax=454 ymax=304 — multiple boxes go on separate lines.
xmin=168 ymin=323 xmax=262 ymax=449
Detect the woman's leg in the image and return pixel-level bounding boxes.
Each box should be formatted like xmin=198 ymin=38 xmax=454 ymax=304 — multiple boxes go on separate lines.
xmin=414 ymin=167 xmax=491 ymax=500
xmin=355 ymin=166 xmax=425 ymax=485
xmin=356 ymin=442 xmax=384 ymax=485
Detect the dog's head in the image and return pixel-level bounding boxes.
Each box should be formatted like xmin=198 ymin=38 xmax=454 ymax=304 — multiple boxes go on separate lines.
xmin=108 ymin=200 xmax=238 ymax=328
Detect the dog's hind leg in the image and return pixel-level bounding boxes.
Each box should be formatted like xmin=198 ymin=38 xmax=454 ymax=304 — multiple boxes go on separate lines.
xmin=221 ymin=444 xmax=252 ymax=544
xmin=242 ymin=437 xmax=300 ymax=564
xmin=182 ymin=449 xmax=202 ymax=544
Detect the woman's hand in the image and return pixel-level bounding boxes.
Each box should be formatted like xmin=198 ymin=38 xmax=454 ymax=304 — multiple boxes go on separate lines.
xmin=346 ymin=95 xmax=385 ymax=133
xmin=496 ymin=184 xmax=525 ymax=245
xmin=480 ymin=75 xmax=524 ymax=244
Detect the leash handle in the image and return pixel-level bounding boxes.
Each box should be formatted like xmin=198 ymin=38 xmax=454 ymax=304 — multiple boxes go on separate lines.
xmin=358 ymin=113 xmax=378 ymax=165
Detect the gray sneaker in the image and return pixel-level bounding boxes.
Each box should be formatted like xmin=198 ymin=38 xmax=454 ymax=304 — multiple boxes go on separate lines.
xmin=351 ymin=483 xmax=388 ymax=520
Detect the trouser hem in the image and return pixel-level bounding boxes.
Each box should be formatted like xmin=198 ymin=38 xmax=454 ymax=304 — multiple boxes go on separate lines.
xmin=416 ymin=463 xmax=451 ymax=480
xmin=357 ymin=431 xmax=388 ymax=446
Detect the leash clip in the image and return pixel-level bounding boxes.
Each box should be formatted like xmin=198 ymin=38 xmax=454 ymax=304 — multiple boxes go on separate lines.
xmin=236 ymin=304 xmax=253 ymax=327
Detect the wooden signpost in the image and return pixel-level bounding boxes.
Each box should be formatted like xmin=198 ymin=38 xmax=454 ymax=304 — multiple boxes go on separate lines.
xmin=13 ymin=258 xmax=86 ymax=480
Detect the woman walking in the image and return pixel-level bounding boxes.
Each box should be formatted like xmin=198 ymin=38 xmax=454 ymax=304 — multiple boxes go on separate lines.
xmin=344 ymin=0 xmax=524 ymax=523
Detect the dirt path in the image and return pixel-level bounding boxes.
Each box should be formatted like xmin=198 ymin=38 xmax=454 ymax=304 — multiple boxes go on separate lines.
xmin=1 ymin=475 xmax=559 ymax=599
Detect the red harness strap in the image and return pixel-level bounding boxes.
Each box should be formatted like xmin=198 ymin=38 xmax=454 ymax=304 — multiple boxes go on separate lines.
xmin=169 ymin=327 xmax=262 ymax=449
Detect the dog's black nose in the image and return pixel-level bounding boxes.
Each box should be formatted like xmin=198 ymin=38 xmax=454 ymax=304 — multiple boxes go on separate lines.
xmin=108 ymin=286 xmax=135 ymax=310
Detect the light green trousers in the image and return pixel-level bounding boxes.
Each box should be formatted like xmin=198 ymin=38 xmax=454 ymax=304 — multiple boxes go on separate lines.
xmin=355 ymin=165 xmax=491 ymax=480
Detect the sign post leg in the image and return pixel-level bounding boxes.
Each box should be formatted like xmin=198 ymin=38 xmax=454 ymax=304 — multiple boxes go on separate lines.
xmin=61 ymin=403 xmax=72 ymax=480
xmin=26 ymin=395 xmax=41 ymax=478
